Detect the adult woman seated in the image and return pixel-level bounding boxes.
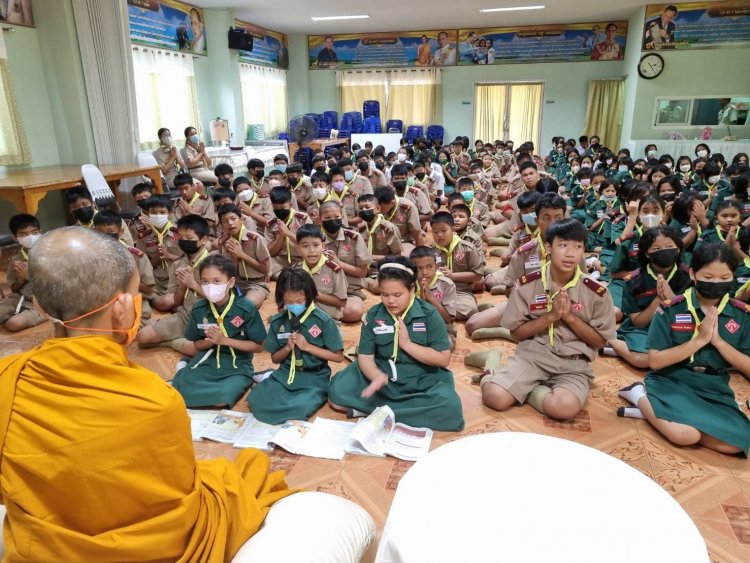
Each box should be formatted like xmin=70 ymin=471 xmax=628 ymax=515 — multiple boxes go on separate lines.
xmin=151 ymin=127 xmax=187 ymax=189
xmin=183 ymin=125 xmax=219 ymax=185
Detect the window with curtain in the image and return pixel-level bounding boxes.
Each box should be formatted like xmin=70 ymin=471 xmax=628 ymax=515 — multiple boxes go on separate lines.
xmin=583 ymin=79 xmax=626 ymax=150
xmin=474 ymin=82 xmax=543 ymax=148
xmin=239 ymin=64 xmax=288 ymax=138
xmin=337 ymin=68 xmax=441 ymax=128
xmin=131 ymin=46 xmax=199 ymax=150
xmin=0 ymin=59 xmax=31 ymax=165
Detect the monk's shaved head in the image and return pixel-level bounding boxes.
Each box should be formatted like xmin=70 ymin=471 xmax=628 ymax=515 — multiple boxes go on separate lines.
xmin=30 ymin=227 xmax=135 ymax=320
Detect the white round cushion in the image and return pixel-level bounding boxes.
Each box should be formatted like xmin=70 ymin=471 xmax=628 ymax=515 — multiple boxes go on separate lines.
xmin=232 ymin=491 xmax=376 ymax=563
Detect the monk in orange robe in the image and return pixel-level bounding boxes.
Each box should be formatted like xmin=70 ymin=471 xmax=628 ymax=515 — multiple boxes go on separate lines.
xmin=0 ymin=227 xmax=295 ymax=562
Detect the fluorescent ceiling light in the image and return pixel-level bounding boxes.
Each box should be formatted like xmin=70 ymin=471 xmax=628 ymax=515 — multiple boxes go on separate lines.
xmin=480 ymin=5 xmax=545 ymax=13
xmin=311 ymin=15 xmax=370 ymax=21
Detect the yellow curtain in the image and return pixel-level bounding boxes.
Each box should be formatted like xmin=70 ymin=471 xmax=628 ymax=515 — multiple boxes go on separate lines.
xmin=240 ymin=64 xmax=288 ymax=137
xmin=508 ymin=83 xmax=543 ymax=150
xmin=474 ymin=83 xmax=542 ymax=147
xmin=386 ymin=69 xmax=441 ymax=128
xmin=583 ymin=79 xmax=626 ymax=150
xmin=337 ymin=71 xmax=388 ymax=116
xmin=474 ymin=84 xmax=506 ymax=143
xmin=0 ymin=59 xmax=31 ymax=165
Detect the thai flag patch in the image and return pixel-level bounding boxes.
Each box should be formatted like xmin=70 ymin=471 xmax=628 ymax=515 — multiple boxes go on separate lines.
xmin=674 ymin=314 xmax=693 ymax=324
xmin=534 ymin=294 xmax=548 ymax=303
xmin=412 ymin=322 xmax=427 ymax=332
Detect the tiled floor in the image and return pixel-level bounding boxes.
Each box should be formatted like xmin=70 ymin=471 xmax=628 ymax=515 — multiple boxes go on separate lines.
xmin=2 ymin=253 xmax=750 ymax=562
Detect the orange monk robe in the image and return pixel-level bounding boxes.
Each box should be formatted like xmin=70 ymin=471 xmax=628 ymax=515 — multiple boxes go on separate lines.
xmin=0 ymin=336 xmax=295 ymax=562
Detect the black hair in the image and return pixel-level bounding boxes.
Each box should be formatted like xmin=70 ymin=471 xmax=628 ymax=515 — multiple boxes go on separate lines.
xmin=391 ymin=163 xmax=409 ymax=177
xmin=738 ymin=227 xmax=750 ymax=254
xmin=176 ymin=214 xmax=210 ymax=239
xmin=375 ymin=186 xmax=396 ymax=205
xmin=198 ymin=253 xmax=236 ymax=279
xmin=519 ymin=160 xmax=537 ymax=173
xmin=131 ymin=182 xmax=154 ymax=198
xmin=430 ymin=211 xmax=454 ymax=228
xmin=267 ymin=170 xmax=285 ymax=179
xmin=183 ymin=126 xmax=196 ymax=138
xmin=695 ymin=143 xmax=711 ymax=157
xmin=517 ymin=190 xmax=542 ymax=210
xmin=714 ymin=199 xmax=743 ymax=216
xmin=732 ymin=174 xmax=750 ymax=202
xmin=450 ymin=204 xmax=471 ymax=218
xmin=312 ymin=171 xmax=330 ymax=184
xmin=217 ymin=203 xmax=243 ymax=221
xmin=275 ymin=266 xmax=317 ymax=308
xmin=173 ymin=173 xmax=194 ymax=188
xmin=699 ymin=160 xmax=721 ymax=179
xmin=543 ymin=218 xmax=588 ymax=244
xmin=295 ymin=223 xmax=325 ymax=243
xmin=157 ymin=127 xmax=170 ymax=140
xmin=358 ymin=193 xmax=377 ymax=205
xmin=670 ymin=191 xmax=697 ymax=223
xmin=247 ymin=158 xmax=264 ymax=170
xmin=337 ymin=157 xmax=353 ymax=168
xmin=638 ymin=195 xmax=666 ymax=213
xmin=409 ymin=246 xmax=437 ymax=262
xmin=447 ymin=193 xmax=465 ymax=206
xmin=645 ymin=144 xmax=657 ymax=156
xmin=690 ymin=241 xmax=737 ymax=273
xmin=535 ymin=193 xmax=566 ymax=214
xmin=377 ymin=255 xmax=417 ymax=289
xmin=328 ymin=166 xmax=344 ymax=179
xmin=9 ymin=213 xmax=40 ymax=235
xmin=637 ymin=225 xmax=683 ymax=266
xmin=456 ymin=176 xmax=474 ymax=190
xmin=143 ymin=195 xmax=173 ymax=212
xmin=274 ymin=153 xmax=289 ymax=164
xmin=214 ymin=163 xmax=233 ymax=177
xmin=576 ymin=168 xmax=592 ymax=180
xmin=287 ymin=163 xmax=303 ymax=174
xmin=710 ymin=153 xmax=726 ymax=167
xmin=270 ymin=186 xmax=292 ymax=205
xmin=232 ymin=176 xmax=251 ymax=189
xmin=211 ymin=188 xmax=236 ymax=202
xmin=64 ymin=186 xmax=93 ymax=207
xmin=731 ymin=152 xmax=749 ymax=165
xmin=623 ymin=182 xmax=654 ymax=204
xmin=92 ymin=209 xmax=122 ymax=228
xmin=597 ymin=179 xmax=615 ymax=195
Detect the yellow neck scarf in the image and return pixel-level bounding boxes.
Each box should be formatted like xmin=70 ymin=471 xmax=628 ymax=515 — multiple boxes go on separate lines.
xmin=189 ymin=248 xmax=209 ymax=297
xmin=233 ymin=224 xmax=250 ymax=278
xmin=646 ymin=263 xmax=676 ymax=284
xmin=188 ymin=192 xmax=200 ymax=208
xmin=20 ymin=248 xmax=28 ymax=261
xmin=416 ymin=272 xmax=443 ymax=299
xmin=303 ymin=254 xmax=327 ymax=276
xmin=387 ymin=197 xmax=400 ymax=222
xmin=284 ymin=212 xmax=295 ymax=262
xmin=331 ymin=186 xmax=349 ymax=202
xmin=152 ymin=220 xmax=174 ymax=269
xmin=715 ymin=226 xmax=727 ymax=242
xmin=684 ymin=287 xmax=730 ymax=363
xmin=385 ymin=295 xmax=416 ymax=361
xmin=541 ymin=261 xmax=582 ymax=345
xmin=208 ymin=291 xmax=237 ymax=370
xmin=287 ymin=303 xmax=317 ymax=385
xmin=435 ymin=234 xmax=461 ymax=271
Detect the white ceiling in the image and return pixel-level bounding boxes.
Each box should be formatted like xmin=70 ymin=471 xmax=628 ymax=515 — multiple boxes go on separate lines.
xmin=192 ymin=0 xmax=651 ymax=35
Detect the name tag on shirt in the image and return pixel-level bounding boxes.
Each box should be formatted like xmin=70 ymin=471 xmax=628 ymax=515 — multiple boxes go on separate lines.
xmin=278 ymin=332 xmax=291 ymax=340
xmin=525 ymin=255 xmax=541 ymax=270
xmin=197 ymin=323 xmax=218 ymax=330
xmin=738 ymin=277 xmax=749 ymax=284
xmin=699 ymin=190 xmax=709 ymax=197
xmin=681 ymin=226 xmax=691 ymax=233
xmin=436 ymin=256 xmax=443 ymax=265
xmin=373 ymin=325 xmax=395 ymax=335
xmin=596 ymin=210 xmax=604 ymax=219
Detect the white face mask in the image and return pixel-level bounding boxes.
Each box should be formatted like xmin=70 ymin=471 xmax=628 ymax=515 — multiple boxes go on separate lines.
xmin=149 ymin=214 xmax=169 ymax=229
xmin=647 ymin=150 xmax=657 ymax=158
xmin=618 ymin=165 xmax=629 ymax=172
xmin=680 ymin=164 xmax=691 ymax=173
xmin=639 ymin=214 xmax=662 ymax=228
xmin=397 ymin=153 xmax=407 ymax=162
xmin=708 ymin=174 xmax=720 ymax=184
xmin=18 ymin=233 xmax=41 ymax=249
xmin=606 ymin=159 xmax=613 ymax=166
xmin=571 ymin=166 xmax=580 ymax=174
xmin=697 ymin=150 xmax=708 ymax=158
xmin=313 ymin=186 xmax=328 ymax=200
xmin=237 ymin=190 xmax=254 ymax=203
xmin=161 ymin=136 xmax=172 ymax=146
xmin=202 ymin=282 xmax=229 ymax=304
xmin=664 ymin=163 xmax=672 ymax=171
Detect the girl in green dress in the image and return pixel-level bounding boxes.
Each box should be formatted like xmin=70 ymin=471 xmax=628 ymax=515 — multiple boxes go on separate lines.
xmin=173 ymin=255 xmax=267 ymax=407
xmin=618 ymin=243 xmax=750 ymax=456
xmin=248 ymin=267 xmax=344 ymax=424
xmin=328 ymin=256 xmax=464 ymax=431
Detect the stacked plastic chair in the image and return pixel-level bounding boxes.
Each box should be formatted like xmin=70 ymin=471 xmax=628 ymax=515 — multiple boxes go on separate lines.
xmin=426 ymin=125 xmax=445 ymax=145
xmin=322 ymin=111 xmax=339 ymax=130
xmin=386 ymin=119 xmax=403 ymax=133
xmin=339 ymin=111 xmax=363 ymax=138
xmin=362 ymin=100 xmax=380 ymax=119
xmin=405 ymin=125 xmax=424 ymax=144
xmin=362 ymin=116 xmax=382 ymax=133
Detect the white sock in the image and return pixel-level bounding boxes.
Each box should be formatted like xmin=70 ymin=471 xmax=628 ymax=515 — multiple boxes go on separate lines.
xmin=252 ymin=369 xmax=273 ymax=384
xmin=618 ymin=382 xmax=646 ymax=406
xmin=175 ymin=360 xmax=188 ymax=372
xmin=617 ymin=406 xmax=645 ymax=419
xmin=347 ymin=408 xmax=368 ymax=419
xmin=602 ymin=346 xmax=618 ymax=357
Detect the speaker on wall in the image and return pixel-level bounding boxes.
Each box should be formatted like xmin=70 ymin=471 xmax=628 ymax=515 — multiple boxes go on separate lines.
xmin=228 ymin=28 xmax=253 ymax=51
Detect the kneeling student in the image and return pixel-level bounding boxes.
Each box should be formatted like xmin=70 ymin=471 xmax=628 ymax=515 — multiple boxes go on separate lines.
xmin=295 ymin=224 xmax=348 ymax=321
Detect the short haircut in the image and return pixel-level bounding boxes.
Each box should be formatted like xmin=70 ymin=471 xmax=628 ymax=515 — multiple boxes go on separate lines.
xmin=270 ymin=187 xmax=292 ymax=205
xmin=451 ymin=203 xmax=471 ymax=216
xmin=375 ymin=186 xmax=396 ymax=204
xmin=64 ymin=186 xmax=93 ymax=206
xmin=295 ymin=223 xmax=325 ymax=243
xmin=92 ymin=209 xmax=122 ymax=228
xmin=519 ymin=161 xmax=537 ymax=173
xmin=409 ymin=246 xmax=437 ymax=261
xmin=700 ymin=160 xmax=720 ymax=178
xmin=738 ymin=226 xmax=750 ymax=253
xmin=217 ymin=204 xmax=242 ymax=221
xmin=391 ymin=163 xmax=408 ymax=177
xmin=456 ymin=176 xmax=474 ymax=190
xmin=131 ymin=182 xmax=153 ymax=198
xmin=690 ymin=241 xmax=737 ymax=272
xmin=9 ymin=213 xmax=40 ymax=235
xmin=447 ymin=193 xmax=464 ymax=206
xmin=198 ymin=253 xmax=237 ymax=279
xmin=30 ymin=227 xmax=135 ymax=321
xmin=311 ymin=171 xmax=330 ymax=184
xmin=143 ymin=195 xmax=172 ymax=212
xmin=214 ymin=163 xmax=233 ymax=177
xmin=517 ymin=190 xmax=542 ymax=210
xmin=544 ymin=218 xmax=588 ymax=244
xmin=337 ymin=157 xmax=353 ymax=167
xmin=211 ymin=188 xmax=236 ymax=202
xmin=430 ymin=210 xmax=454 ymax=228
xmin=275 ymin=266 xmax=317 ymax=309
xmin=268 ymin=169 xmax=285 ymax=179
xmin=287 ymin=163 xmax=303 ymax=174
xmin=377 ymin=255 xmax=417 ymax=289
xmin=638 ymin=225 xmax=684 ymax=266
xmin=247 ymin=158 xmax=264 ymax=170
xmin=176 ymin=214 xmax=210 ymax=239
xmin=319 ymin=200 xmax=342 ymax=216
xmin=274 ymin=153 xmax=289 ymax=163
xmin=173 ymin=173 xmax=194 ymax=188
xmin=233 ymin=176 xmax=251 ymax=189
xmin=328 ymin=166 xmax=344 ymax=179
xmin=536 ymin=193 xmax=566 ymax=214
xmin=358 ymin=193 xmax=377 ymax=205
xmin=638 ymin=195 xmax=665 ymax=213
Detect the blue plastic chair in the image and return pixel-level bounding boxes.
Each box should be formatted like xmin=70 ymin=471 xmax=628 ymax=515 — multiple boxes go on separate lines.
xmin=386 ymin=119 xmax=403 ymax=133
xmin=322 ymin=111 xmax=339 ymax=130
xmin=363 ymin=100 xmax=380 ymax=119
xmin=362 ymin=117 xmax=382 ymax=134
xmin=426 ymin=125 xmax=444 ymax=144
xmin=405 ymin=126 xmax=424 ymax=144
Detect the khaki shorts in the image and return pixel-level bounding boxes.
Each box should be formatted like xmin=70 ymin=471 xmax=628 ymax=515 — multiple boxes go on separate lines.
xmin=0 ymin=297 xmax=46 ymax=327
xmin=455 ymin=290 xmax=477 ymax=321
xmin=485 ymin=267 xmax=508 ymax=289
xmin=149 ymin=308 xmax=189 ymax=342
xmin=481 ymin=340 xmax=593 ymax=406
xmin=238 ymin=279 xmax=270 ymax=301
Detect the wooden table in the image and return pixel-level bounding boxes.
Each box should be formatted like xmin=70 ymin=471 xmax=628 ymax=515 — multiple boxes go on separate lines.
xmin=0 ymin=164 xmax=163 ymax=215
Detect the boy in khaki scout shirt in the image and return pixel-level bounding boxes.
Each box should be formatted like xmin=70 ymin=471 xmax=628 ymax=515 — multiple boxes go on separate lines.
xmin=327 ymin=167 xmax=361 ymax=228
xmin=375 ymin=186 xmax=424 ymax=255
xmin=480 ymin=219 xmax=615 ymax=420
xmin=391 ymin=163 xmax=433 ymax=228
xmin=430 ymin=211 xmax=484 ymax=320
xmin=171 ymin=173 xmax=218 ymax=235
xmin=411 ymin=246 xmax=458 ymax=349
xmin=337 ymin=157 xmax=374 ymax=198
xmin=247 ymin=158 xmax=272 ymax=198
xmin=359 ymin=194 xmax=403 ymax=294
xmin=456 ymin=176 xmax=491 ymax=228
xmin=211 ymin=188 xmax=258 ymax=235
xmin=356 ymin=150 xmax=387 ymax=189
xmin=319 ymin=201 xmax=372 ymax=323
xmin=64 ymin=186 xmax=135 ymax=246
xmin=136 ymin=215 xmax=216 ymax=357
xmin=1 ymin=214 xmax=46 ymax=332
xmin=233 ymin=176 xmax=275 ymax=236
xmin=287 ymin=163 xmax=313 ymax=210
xmin=295 ymin=224 xmax=348 ymax=321
xmin=217 ymin=204 xmax=271 ymax=308
xmin=266 ymin=186 xmax=312 ymax=279
xmin=451 ymin=204 xmax=484 ymax=253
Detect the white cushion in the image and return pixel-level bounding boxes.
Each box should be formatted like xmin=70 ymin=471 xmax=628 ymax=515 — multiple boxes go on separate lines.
xmin=232 ymin=492 xmax=376 ymax=563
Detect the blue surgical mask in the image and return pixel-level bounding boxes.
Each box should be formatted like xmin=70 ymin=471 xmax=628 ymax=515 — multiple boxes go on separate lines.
xmin=287 ymin=303 xmax=306 ymax=316
xmin=521 ymin=212 xmax=536 ymax=226
xmin=276 ymin=164 xmax=287 ymax=173
xmin=344 ymin=170 xmax=354 ymax=182
xmin=461 ymin=190 xmax=474 ymax=202
xmin=190 ymin=134 xmax=200 ymax=144
xmin=601 ymin=194 xmax=617 ymax=203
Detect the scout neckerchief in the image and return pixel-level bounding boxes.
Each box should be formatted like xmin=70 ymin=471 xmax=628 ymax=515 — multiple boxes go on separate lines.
xmin=705 ymin=180 xmax=718 ymax=198
xmin=714 ymin=226 xmax=728 ymax=242
xmin=541 ymin=261 xmax=582 ymax=345
xmin=533 ymin=235 xmax=549 ymax=264
xmin=736 ymin=257 xmax=750 ymax=297
xmin=78 ymin=210 xmax=97 ymax=230
xmin=385 ymin=294 xmax=416 ymax=361
xmin=151 ymin=220 xmax=174 ymax=269
xmin=435 ymin=234 xmax=461 ymax=271
xmin=187 ymin=192 xmax=200 ymax=209
xmin=162 ymin=145 xmax=180 ymax=171
xmin=467 ymin=198 xmax=475 ymax=214
xmin=303 ymin=254 xmax=327 ymax=276
xmin=291 ymin=178 xmax=304 ymax=193
xmin=250 ymin=176 xmax=264 ymax=191
xmin=232 ymin=224 xmax=251 ymax=279
xmin=416 ymin=271 xmax=443 ymax=299
xmin=20 ymin=248 xmax=28 ymax=262
xmin=331 ymin=185 xmax=349 ymax=203
xmin=287 ymin=302 xmax=317 ymax=385
xmin=386 ymin=197 xmax=400 ymax=222
xmin=189 ymin=248 xmax=210 ymax=297
xmin=208 ymin=291 xmax=237 ymax=370
xmin=284 ymin=211 xmax=295 ymax=262
xmin=243 ymin=189 xmax=257 ymax=208
xmin=646 ymin=263 xmax=677 ymax=284
xmin=684 ymin=287 xmax=730 ymax=363
xmin=365 ymin=213 xmax=383 ymax=254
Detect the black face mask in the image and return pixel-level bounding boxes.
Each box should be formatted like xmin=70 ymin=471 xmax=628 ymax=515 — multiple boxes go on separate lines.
xmin=314 ymin=165 xmax=325 ymax=173
xmin=661 ymin=192 xmax=676 ymax=202
xmin=218 ymin=177 xmax=232 ymax=188
xmin=358 ymin=209 xmax=376 ymax=222
xmin=357 ymin=161 xmax=369 ymax=173
xmin=322 ymin=219 xmax=342 ymax=234
xmin=288 ymin=176 xmax=300 ymax=186
xmin=695 ymin=280 xmax=733 ymax=300
xmin=393 ymin=180 xmax=407 ymax=192
xmin=136 ymin=199 xmax=149 ymax=210
xmin=103 ymin=231 xmax=120 ymax=240
xmin=648 ymin=248 xmax=679 ymax=269
xmin=254 ymin=169 xmax=265 ymax=180
xmin=178 ymin=239 xmax=199 ymax=255
xmin=274 ymin=208 xmax=291 ymax=221
xmin=375 ymin=162 xmax=385 ymax=171
xmin=416 ymin=172 xmax=426 ymax=181
xmin=73 ymin=206 xmax=95 ymax=223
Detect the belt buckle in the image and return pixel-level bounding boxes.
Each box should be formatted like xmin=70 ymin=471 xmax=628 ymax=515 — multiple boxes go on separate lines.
xmin=693 ymin=366 xmax=706 ymax=374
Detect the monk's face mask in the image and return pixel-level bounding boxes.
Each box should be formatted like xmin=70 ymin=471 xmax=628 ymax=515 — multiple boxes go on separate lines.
xmin=49 ymin=293 xmax=142 ymax=346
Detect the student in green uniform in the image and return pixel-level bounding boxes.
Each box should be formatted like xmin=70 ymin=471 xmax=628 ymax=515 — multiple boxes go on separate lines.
xmin=699 ymin=200 xmax=741 ymax=246
xmin=172 ymin=255 xmax=267 ymax=408
xmin=606 ymin=226 xmax=691 ymax=368
xmin=587 ymin=180 xmax=618 ymax=252
xmin=669 ymin=191 xmax=708 ymax=266
xmin=328 ymin=257 xmax=464 ymax=431
xmin=248 ymin=268 xmax=344 ymax=424
xmin=733 ymin=228 xmax=750 ymax=302
xmin=618 ymin=243 xmax=750 ymax=456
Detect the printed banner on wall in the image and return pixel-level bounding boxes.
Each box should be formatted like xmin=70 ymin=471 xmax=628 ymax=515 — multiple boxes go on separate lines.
xmin=457 ymin=22 xmax=628 ymax=64
xmin=233 ymin=19 xmax=288 ymax=69
xmin=128 ymin=0 xmax=207 ymax=56
xmin=642 ymin=1 xmax=750 ymax=51
xmin=0 ymin=0 xmax=34 ymax=27
xmin=308 ymin=30 xmax=459 ymax=69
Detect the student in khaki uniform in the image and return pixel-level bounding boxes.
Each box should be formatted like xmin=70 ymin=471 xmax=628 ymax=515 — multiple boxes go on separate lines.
xmin=480 ymin=219 xmax=616 ymax=421
xmin=306 ymin=171 xmax=338 ymax=226
xmin=451 ymin=204 xmax=484 ymax=252
xmin=391 ymin=164 xmax=433 ymax=227
xmin=375 ymin=186 xmax=425 ymax=255
xmin=357 ymin=150 xmax=387 ymax=189
xmin=617 ymin=243 xmax=750 ymax=456
xmin=211 ymin=188 xmax=258 ymax=238
xmin=456 ymin=176 xmax=491 ymax=227
xmin=359 ymin=194 xmax=404 ymax=293
xmin=136 ymin=215 xmax=216 ymax=356
xmin=94 ymin=210 xmax=155 ymax=323
xmin=246 ymin=158 xmax=272 ymax=198
xmin=249 ymin=268 xmax=344 ymax=425
xmin=171 ymin=173 xmax=218 ymax=234
xmin=499 ymin=191 xmax=542 ymax=259
xmin=319 ymin=201 xmax=372 ymax=323
xmin=328 ymin=257 xmax=464 ymax=431
xmin=295 ymin=224 xmax=348 ymax=321
xmin=337 ymin=157 xmax=374 ymax=198
xmin=217 ymin=204 xmax=271 ymax=307
xmin=447 ymin=194 xmax=484 ymax=239
xmin=128 ymin=182 xmax=155 ymax=240
xmin=233 ymin=176 xmax=274 ymax=236
xmin=131 ymin=195 xmax=181 ymax=312
xmin=213 ymin=162 xmax=235 ymax=190
xmin=430 ymin=211 xmax=483 ymax=320
xmin=265 ymin=187 xmax=312 ymax=278
xmin=327 ymin=167 xmax=361 ymax=228
xmin=411 ymin=246 xmax=458 ymax=349
xmin=0 ymin=214 xmax=46 ymax=332
xmin=286 ymin=163 xmax=313 ymax=210
xmin=64 ymin=186 xmax=135 ymax=246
